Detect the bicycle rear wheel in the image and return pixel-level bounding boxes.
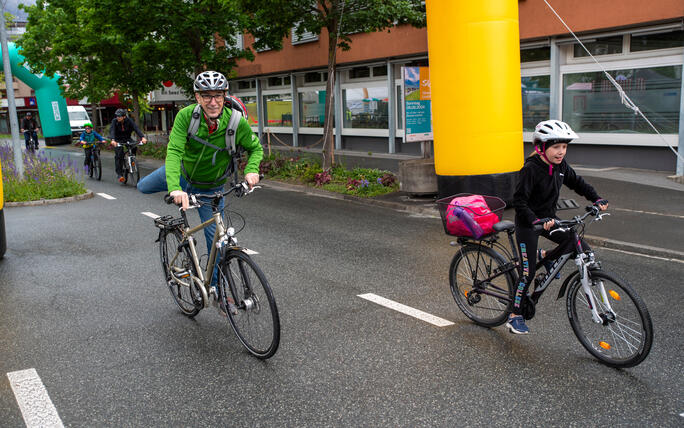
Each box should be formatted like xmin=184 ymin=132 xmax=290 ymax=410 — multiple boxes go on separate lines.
xmin=567 ymin=270 xmax=653 ymax=368
xmin=219 ymin=249 xmax=280 ymax=359
xmin=159 ymin=228 xmax=202 ymax=317
xmin=449 ymin=245 xmax=514 ymax=327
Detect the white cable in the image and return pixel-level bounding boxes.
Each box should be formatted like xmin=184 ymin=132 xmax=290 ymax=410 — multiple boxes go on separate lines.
xmin=543 ymin=0 xmax=684 ymax=164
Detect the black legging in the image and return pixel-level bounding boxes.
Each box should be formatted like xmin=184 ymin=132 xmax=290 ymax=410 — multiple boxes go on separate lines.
xmin=512 ymin=222 xmax=591 ymax=315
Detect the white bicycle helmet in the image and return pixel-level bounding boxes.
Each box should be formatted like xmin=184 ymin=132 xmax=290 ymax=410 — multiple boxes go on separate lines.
xmin=533 ymin=120 xmax=578 ymax=147
xmin=193 ymin=71 xmax=228 ymax=92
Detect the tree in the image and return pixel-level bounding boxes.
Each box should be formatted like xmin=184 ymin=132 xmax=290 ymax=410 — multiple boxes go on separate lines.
xmin=241 ymin=0 xmax=426 ymax=169
xmin=18 ymin=0 xmax=254 ymax=126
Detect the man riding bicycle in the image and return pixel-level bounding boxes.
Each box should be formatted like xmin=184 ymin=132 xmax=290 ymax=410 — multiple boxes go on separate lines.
xmin=20 ymin=112 xmax=40 ymax=151
xmin=109 ymin=108 xmax=147 ymax=182
xmin=137 ymin=70 xmax=263 ymax=292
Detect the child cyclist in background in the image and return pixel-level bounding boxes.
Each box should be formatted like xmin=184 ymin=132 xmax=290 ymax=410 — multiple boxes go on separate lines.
xmin=509 ymin=120 xmax=608 ymax=335
xmin=78 ymin=122 xmax=107 ymax=170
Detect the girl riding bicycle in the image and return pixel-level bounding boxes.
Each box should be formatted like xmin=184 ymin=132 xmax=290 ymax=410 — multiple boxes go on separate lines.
xmin=509 ymin=120 xmax=608 ymax=334
xmin=78 ymin=123 xmax=107 ymax=169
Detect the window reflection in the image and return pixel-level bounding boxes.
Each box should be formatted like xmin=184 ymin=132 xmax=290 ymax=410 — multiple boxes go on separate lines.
xmin=522 ymin=76 xmax=550 ymax=131
xmin=299 ymin=90 xmax=326 ymax=128
xmin=240 ymin=96 xmax=259 ymax=127
xmin=562 ymin=66 xmax=681 ymax=133
xmin=343 ymin=87 xmax=389 ymax=129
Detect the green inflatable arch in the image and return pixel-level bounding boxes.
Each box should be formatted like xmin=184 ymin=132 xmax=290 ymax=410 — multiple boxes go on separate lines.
xmin=0 ymin=42 xmax=71 ymax=145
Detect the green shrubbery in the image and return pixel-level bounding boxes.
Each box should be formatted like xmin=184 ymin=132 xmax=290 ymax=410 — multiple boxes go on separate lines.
xmin=1 ymin=144 xmax=86 ymax=202
xmin=253 ymin=152 xmax=399 ymax=197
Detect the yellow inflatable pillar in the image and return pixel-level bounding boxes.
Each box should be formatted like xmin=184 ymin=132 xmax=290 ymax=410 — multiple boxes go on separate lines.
xmin=426 ymin=0 xmax=523 ymax=201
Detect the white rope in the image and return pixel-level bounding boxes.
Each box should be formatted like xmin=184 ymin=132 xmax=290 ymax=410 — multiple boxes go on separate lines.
xmin=543 ymin=0 xmax=684 ymax=164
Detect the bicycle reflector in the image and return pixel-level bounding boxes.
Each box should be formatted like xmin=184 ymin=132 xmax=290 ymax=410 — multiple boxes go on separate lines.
xmin=599 ymin=341 xmax=611 ymax=350
xmin=609 ymin=290 xmax=621 ymax=301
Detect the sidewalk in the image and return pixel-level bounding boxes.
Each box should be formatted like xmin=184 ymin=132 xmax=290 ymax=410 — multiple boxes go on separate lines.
xmin=39 ymin=142 xmax=684 ymax=261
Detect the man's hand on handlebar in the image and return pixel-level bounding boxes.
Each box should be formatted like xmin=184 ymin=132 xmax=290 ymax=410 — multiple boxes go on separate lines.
xmin=595 ymin=199 xmax=609 ymax=211
xmin=244 ymin=172 xmax=260 ymax=189
xmin=169 ymin=190 xmax=190 ymax=211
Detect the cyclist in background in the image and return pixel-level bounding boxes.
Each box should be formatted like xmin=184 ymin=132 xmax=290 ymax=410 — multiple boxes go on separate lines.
xmin=137 ymin=70 xmax=263 ymax=292
xmin=510 ymin=120 xmax=608 ymax=335
xmin=109 ymin=108 xmax=147 ymax=182
xmin=20 ymin=111 xmax=40 ymax=150
xmin=78 ymin=123 xmax=107 ymax=170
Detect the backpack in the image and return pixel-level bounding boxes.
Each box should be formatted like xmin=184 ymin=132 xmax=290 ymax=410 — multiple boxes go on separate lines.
xmin=181 ymin=97 xmax=248 ymax=187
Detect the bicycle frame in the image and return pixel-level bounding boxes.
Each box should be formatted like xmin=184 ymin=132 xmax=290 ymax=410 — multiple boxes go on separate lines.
xmin=459 ymin=218 xmax=615 ymax=325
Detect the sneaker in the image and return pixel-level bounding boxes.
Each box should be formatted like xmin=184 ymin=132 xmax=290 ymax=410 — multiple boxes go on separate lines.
xmin=538 ymin=249 xmax=561 ymax=279
xmin=506 ymin=315 xmax=530 ymax=334
xmin=118 ymin=176 xmax=125 ymax=183
xmin=211 ymin=287 xmax=237 ymax=316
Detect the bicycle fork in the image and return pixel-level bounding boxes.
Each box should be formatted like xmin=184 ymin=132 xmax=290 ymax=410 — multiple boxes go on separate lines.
xmin=576 ymin=253 xmax=614 ymax=324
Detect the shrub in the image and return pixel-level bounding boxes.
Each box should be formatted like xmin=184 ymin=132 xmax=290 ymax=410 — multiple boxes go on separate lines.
xmin=0 ymin=144 xmax=86 ymax=202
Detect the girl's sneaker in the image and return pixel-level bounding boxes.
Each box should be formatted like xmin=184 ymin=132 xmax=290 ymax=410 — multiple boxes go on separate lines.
xmin=506 ymin=315 xmax=530 ymax=334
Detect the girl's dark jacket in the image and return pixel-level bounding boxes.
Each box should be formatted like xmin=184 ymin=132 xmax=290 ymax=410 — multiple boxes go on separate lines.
xmin=513 ymin=154 xmax=601 ymax=227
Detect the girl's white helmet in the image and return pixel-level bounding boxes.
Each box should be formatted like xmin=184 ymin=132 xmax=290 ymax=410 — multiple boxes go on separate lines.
xmin=533 ymin=120 xmax=578 ymax=146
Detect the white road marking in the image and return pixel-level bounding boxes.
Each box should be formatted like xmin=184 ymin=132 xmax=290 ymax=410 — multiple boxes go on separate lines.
xmin=96 ymin=193 xmax=116 ymax=200
xmin=358 ymin=293 xmax=454 ymax=327
xmin=574 ymin=166 xmax=620 ymax=172
xmin=7 ymin=369 xmax=64 ymax=428
xmin=142 ymin=212 xmax=160 ymax=219
xmin=242 ymin=249 xmax=259 ymax=255
xmin=613 ymin=207 xmax=684 ymax=219
xmin=602 ymin=247 xmax=684 ymax=264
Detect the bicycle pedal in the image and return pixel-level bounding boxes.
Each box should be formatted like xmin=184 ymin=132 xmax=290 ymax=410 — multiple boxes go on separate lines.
xmin=173 ymin=270 xmax=190 ymax=279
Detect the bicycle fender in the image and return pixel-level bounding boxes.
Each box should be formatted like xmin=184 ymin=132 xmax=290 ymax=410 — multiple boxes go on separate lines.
xmin=229 ymin=246 xmax=259 ymax=255
xmin=557 ymin=271 xmax=580 ymax=300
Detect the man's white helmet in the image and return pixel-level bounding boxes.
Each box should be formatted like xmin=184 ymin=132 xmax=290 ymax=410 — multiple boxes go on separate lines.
xmin=193 ymin=71 xmax=228 ymax=92
xmin=533 ymin=120 xmax=578 ymax=147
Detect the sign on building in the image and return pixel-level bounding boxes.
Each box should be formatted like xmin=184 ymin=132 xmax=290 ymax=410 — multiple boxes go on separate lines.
xmin=402 ymin=66 xmax=432 ymax=142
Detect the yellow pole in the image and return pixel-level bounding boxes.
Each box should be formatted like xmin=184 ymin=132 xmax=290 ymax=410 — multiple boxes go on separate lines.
xmin=426 ymin=0 xmax=523 ymax=198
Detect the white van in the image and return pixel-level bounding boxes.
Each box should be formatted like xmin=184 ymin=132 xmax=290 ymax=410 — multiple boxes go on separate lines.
xmin=67 ymin=105 xmax=91 ymax=138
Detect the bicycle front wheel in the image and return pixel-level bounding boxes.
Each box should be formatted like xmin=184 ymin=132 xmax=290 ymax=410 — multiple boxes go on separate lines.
xmin=567 ymin=270 xmax=653 ymax=368
xmin=130 ymin=157 xmax=140 ymax=185
xmin=219 ymin=250 xmax=280 ymax=359
xmin=449 ymin=245 xmax=514 ymax=327
xmin=94 ymin=152 xmax=102 ymax=180
xmin=88 ymin=158 xmax=94 ymax=178
xmin=159 ymin=228 xmax=202 ymax=317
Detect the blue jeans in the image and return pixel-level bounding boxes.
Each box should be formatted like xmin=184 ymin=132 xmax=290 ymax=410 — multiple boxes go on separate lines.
xmin=24 ymin=131 xmax=38 ymax=149
xmin=138 ymin=166 xmax=225 ymax=287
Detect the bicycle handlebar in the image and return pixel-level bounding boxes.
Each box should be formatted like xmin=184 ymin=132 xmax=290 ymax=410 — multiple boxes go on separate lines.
xmin=532 ymin=204 xmax=608 ymax=233
xmin=163 ymin=175 xmax=264 ymax=208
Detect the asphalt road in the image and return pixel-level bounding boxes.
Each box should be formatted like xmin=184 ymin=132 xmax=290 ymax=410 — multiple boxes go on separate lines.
xmin=0 ymin=149 xmax=683 ymax=427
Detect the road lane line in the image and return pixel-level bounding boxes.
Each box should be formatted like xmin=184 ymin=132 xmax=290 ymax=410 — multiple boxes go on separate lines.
xmin=613 ymin=207 xmax=684 ymax=219
xmin=96 ymin=193 xmax=116 ymax=200
xmin=142 ymin=212 xmax=160 ymax=219
xmin=602 ymin=247 xmax=684 ymax=264
xmin=358 ymin=293 xmax=454 ymax=327
xmin=7 ymin=368 xmax=64 ymax=428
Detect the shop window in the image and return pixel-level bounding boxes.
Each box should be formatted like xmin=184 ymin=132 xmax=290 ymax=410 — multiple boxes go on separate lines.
xmin=522 ymin=75 xmax=550 ymax=131
xmin=631 ymin=30 xmax=684 ymax=52
xmin=349 ymin=67 xmax=371 ymax=79
xmin=267 ymin=76 xmax=291 ymax=87
xmin=573 ymin=36 xmax=623 ymax=57
xmin=299 ymin=90 xmax=326 ymax=128
xmin=521 ymin=47 xmax=550 ymax=62
xmin=342 ymin=86 xmax=389 ymax=129
xmin=237 ymin=80 xmax=255 ymax=90
xmin=372 ymin=65 xmax=388 ymax=77
xmin=240 ymin=95 xmax=259 ymax=127
xmin=562 ymin=65 xmax=681 ymax=134
xmin=262 ymin=93 xmax=293 ymax=127
xmin=304 ymin=72 xmax=328 ymax=83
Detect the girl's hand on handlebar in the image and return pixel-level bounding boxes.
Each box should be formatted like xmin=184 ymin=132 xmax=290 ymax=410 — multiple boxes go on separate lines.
xmin=533 ymin=217 xmax=555 ymax=231
xmin=170 ymin=190 xmax=189 ymax=210
xmin=244 ymin=172 xmax=260 ymax=189
xmin=595 ymin=199 xmax=609 ymax=211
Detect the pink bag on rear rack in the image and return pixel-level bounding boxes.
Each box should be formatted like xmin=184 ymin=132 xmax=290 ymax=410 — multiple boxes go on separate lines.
xmin=445 ymin=194 xmax=500 ymax=238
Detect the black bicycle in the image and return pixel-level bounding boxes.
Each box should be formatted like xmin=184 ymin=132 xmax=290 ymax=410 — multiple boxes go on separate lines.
xmin=441 ymin=199 xmax=653 ymax=368
xmin=154 ymin=180 xmax=280 ymax=359
xmin=116 ymin=140 xmax=142 ymax=185
xmin=85 ymin=142 xmax=103 ymax=180
xmin=24 ymin=131 xmax=39 ymax=155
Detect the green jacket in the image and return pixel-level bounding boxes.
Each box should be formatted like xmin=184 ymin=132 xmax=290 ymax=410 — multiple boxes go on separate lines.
xmin=165 ymin=104 xmax=263 ymax=191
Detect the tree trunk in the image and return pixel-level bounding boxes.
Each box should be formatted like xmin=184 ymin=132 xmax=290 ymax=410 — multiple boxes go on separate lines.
xmin=131 ymin=94 xmax=142 ymax=130
xmin=322 ymin=28 xmax=338 ymax=170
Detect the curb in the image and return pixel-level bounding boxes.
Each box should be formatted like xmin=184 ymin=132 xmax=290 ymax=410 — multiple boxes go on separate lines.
xmin=263 ymin=179 xmax=684 ymax=261
xmin=5 ymin=190 xmax=94 ymax=207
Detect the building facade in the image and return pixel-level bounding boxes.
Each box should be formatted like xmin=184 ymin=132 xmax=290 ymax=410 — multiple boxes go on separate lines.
xmin=229 ymin=1 xmax=684 ymax=172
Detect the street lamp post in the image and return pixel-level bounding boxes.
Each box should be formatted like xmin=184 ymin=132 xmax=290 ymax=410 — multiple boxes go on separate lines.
xmin=0 ymin=3 xmax=24 ymax=179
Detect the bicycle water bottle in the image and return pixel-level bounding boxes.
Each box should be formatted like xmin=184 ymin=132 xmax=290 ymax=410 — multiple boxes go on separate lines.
xmin=453 ymin=206 xmax=484 ymax=239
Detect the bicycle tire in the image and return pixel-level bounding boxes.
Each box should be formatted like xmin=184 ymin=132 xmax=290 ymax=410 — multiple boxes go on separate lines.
xmin=567 ymin=269 xmax=653 ymax=368
xmin=159 ymin=228 xmax=202 ymax=317
xmin=131 ymin=157 xmax=140 ymax=185
xmin=95 ymin=152 xmax=102 ymax=181
xmin=219 ymin=249 xmax=280 ymax=359
xmin=449 ymin=245 xmax=515 ymax=327
xmin=88 ymin=157 xmax=94 ymax=178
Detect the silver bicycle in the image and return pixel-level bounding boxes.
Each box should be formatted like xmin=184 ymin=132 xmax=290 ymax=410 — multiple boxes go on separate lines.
xmin=153 ymin=181 xmax=280 ymax=359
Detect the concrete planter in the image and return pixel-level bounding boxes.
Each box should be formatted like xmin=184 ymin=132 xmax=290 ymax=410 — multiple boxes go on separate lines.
xmin=398 ymin=158 xmax=438 ymax=195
